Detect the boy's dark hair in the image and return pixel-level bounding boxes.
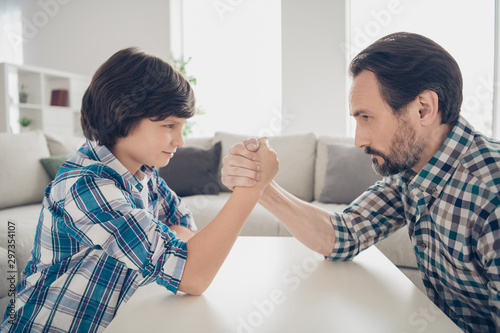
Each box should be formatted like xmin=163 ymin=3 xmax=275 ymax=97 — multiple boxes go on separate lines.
xmin=81 ymin=47 xmax=195 ymax=147
xmin=349 ymin=32 xmax=463 ymax=125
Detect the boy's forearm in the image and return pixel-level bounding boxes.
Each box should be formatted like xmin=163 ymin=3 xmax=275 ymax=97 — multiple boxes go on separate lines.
xmin=178 ymin=187 xmax=261 ymax=295
xmin=259 ymin=181 xmax=336 ymax=256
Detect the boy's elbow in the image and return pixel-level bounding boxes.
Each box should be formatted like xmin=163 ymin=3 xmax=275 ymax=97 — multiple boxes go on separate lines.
xmin=177 ymin=278 xmax=209 ymax=296
xmin=179 ymin=286 xmax=205 ymax=296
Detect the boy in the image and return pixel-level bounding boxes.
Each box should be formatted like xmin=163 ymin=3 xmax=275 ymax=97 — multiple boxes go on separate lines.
xmin=1 ymin=47 xmax=278 ymax=332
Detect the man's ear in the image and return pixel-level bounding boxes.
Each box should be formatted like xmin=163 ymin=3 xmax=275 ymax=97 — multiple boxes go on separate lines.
xmin=417 ymin=90 xmax=439 ymax=126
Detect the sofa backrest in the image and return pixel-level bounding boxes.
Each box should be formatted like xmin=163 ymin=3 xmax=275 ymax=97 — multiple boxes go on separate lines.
xmin=0 ymin=131 xmax=51 ymax=209
xmin=0 ymin=131 xmax=86 ymax=210
xmin=214 ymin=132 xmax=317 ymax=202
xmin=182 ymin=132 xmax=379 ymax=204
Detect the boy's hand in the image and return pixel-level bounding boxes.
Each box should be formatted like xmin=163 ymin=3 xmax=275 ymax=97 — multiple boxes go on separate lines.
xmin=221 ymin=138 xmax=263 ymax=190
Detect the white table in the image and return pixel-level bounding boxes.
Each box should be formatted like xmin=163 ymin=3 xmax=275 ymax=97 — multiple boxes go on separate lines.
xmin=105 ymin=237 xmax=461 ymax=333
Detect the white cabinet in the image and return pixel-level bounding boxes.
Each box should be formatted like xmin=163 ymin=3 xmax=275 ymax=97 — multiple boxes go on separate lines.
xmin=0 ymin=63 xmax=91 ymax=137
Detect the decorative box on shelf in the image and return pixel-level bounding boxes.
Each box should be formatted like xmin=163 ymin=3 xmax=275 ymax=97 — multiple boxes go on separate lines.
xmin=50 ymin=89 xmax=69 ymax=107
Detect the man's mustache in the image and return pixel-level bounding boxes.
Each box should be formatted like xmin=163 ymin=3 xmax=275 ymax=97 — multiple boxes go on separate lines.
xmin=364 ymin=146 xmax=388 ymax=161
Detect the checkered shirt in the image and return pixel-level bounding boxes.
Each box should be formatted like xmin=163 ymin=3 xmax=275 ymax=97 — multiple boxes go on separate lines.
xmin=327 ymin=117 xmax=500 ymax=332
xmin=1 ymin=140 xmax=195 ymax=333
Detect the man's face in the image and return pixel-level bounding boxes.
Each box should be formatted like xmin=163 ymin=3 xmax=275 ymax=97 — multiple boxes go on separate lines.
xmin=349 ymin=70 xmax=426 ymax=176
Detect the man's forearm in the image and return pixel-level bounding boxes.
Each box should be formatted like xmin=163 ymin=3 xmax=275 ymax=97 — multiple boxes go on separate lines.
xmin=259 ymin=181 xmax=336 ymax=256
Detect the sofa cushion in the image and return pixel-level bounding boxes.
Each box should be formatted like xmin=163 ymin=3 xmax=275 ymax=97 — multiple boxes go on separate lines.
xmin=214 ymin=131 xmax=317 ymax=202
xmin=0 ymin=247 xmax=9 ymax=300
xmin=0 ymin=217 xmax=38 ymax=278
xmin=314 ymin=136 xmax=356 ymax=200
xmin=158 ymin=142 xmax=222 ymax=197
xmin=40 ymin=154 xmax=71 ymax=179
xmin=319 ymin=143 xmax=382 ymax=204
xmin=181 ymin=192 xmax=293 ymax=236
xmin=45 ymin=133 xmax=85 ymax=156
xmin=0 ymin=131 xmax=51 ymax=209
xmin=183 ymin=136 xmax=214 ymax=149
xmin=0 ymin=204 xmax=40 ymax=274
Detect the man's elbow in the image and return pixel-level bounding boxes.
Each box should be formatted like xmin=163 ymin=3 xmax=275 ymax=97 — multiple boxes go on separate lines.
xmin=316 ymin=233 xmax=335 ymax=257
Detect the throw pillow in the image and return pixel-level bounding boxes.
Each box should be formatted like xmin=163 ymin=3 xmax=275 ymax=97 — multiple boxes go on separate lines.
xmin=318 ymin=144 xmax=382 ymax=204
xmin=45 ymin=133 xmax=86 ymax=156
xmin=158 ymin=142 xmax=222 ymax=197
xmin=40 ymin=155 xmax=71 ymax=180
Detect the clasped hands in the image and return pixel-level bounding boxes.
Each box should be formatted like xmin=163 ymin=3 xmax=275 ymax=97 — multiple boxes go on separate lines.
xmin=221 ymin=138 xmax=278 ymax=193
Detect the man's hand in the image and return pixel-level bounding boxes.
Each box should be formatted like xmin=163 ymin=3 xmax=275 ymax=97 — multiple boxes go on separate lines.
xmin=251 ymin=138 xmax=279 ymax=194
xmin=221 ymin=138 xmax=264 ymax=190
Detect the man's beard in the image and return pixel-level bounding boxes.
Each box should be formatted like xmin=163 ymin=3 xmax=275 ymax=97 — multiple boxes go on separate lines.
xmin=365 ymin=117 xmax=426 ymax=176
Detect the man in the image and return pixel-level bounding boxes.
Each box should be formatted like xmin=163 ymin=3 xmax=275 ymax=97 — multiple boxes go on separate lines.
xmin=221 ymin=32 xmax=500 ymax=332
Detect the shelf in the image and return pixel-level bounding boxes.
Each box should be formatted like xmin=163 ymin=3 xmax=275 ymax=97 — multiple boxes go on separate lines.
xmin=15 ymin=103 xmax=42 ymax=109
xmin=0 ymin=62 xmax=90 ymax=135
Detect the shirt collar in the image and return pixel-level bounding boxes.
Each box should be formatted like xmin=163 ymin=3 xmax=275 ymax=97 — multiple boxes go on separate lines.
xmin=78 ymin=140 xmax=155 ymax=192
xmin=401 ymin=116 xmax=474 ymax=197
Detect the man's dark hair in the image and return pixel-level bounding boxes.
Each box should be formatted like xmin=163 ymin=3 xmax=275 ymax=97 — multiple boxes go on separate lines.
xmin=349 ymin=32 xmax=462 ymax=124
xmin=81 ymin=47 xmax=195 ymax=147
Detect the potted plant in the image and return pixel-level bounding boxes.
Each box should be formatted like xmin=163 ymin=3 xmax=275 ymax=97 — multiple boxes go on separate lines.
xmin=19 ymin=84 xmax=28 ymax=103
xmin=170 ymin=55 xmax=205 ymax=136
xmin=19 ymin=116 xmax=32 ymax=131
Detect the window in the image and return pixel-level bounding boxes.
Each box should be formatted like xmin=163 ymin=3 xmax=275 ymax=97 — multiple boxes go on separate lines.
xmin=172 ymin=0 xmax=281 ymax=137
xmin=347 ymin=0 xmax=495 ymax=137
xmin=0 ymin=0 xmax=23 ymax=64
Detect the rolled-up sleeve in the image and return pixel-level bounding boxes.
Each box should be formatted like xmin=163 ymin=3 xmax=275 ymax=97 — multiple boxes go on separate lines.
xmin=327 ymin=176 xmax=406 ymax=261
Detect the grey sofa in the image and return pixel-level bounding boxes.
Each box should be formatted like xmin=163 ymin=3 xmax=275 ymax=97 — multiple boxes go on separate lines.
xmin=0 ymin=130 xmax=424 ymax=315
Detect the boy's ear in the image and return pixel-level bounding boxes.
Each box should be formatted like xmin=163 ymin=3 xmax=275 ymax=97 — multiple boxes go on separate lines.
xmin=417 ymin=90 xmax=439 ymax=126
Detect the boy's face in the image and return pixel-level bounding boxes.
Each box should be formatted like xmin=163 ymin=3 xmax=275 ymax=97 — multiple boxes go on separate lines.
xmin=111 ymin=116 xmax=187 ymax=175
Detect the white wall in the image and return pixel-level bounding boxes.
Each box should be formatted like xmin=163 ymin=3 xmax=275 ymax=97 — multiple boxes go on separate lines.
xmin=281 ymin=0 xmax=348 ymax=137
xmin=19 ymin=0 xmax=171 ymax=76
xmin=4 ymin=0 xmax=351 ymax=138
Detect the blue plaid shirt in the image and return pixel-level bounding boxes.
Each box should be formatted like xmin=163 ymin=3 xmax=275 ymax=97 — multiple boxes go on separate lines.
xmin=328 ymin=117 xmax=500 ymax=332
xmin=1 ymin=140 xmax=195 ymax=332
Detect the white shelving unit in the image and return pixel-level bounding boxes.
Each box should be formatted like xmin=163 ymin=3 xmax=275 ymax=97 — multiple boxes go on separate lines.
xmin=0 ymin=63 xmax=91 ymax=137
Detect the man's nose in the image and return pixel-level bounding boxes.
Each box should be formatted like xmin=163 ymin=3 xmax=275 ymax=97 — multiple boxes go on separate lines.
xmin=354 ymin=125 xmax=369 ymax=149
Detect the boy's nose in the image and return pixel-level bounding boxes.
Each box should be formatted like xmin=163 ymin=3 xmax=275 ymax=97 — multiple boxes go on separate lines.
xmin=175 ymin=130 xmax=185 ymax=147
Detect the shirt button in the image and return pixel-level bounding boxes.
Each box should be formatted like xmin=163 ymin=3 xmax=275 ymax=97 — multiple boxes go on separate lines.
xmin=419 ymin=242 xmax=427 ymax=250
xmin=431 ymin=187 xmax=438 ymax=194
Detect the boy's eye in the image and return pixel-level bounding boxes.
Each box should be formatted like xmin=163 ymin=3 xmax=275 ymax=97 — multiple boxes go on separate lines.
xmin=163 ymin=124 xmax=175 ymax=128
